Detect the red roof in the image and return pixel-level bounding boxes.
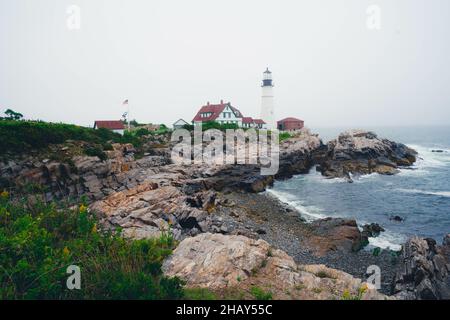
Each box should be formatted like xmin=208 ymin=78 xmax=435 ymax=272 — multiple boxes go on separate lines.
xmin=94 ymin=120 xmax=125 ymax=130
xmin=242 ymin=117 xmax=253 ymax=124
xmin=253 ymin=119 xmax=266 ymax=124
xmin=192 ymin=101 xmax=243 ymax=122
xmin=277 ymin=117 xmax=304 ymax=124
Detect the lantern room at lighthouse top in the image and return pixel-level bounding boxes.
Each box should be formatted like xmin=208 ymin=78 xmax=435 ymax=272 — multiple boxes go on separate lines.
xmin=262 ymin=68 xmax=273 ymax=87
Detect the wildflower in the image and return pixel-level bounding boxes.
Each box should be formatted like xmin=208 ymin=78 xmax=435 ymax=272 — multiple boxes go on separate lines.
xmin=79 ymin=204 xmax=87 ymax=213
xmin=91 ymin=223 xmax=97 ymax=234
xmin=360 ymin=283 xmax=370 ymax=293
xmin=342 ymin=290 xmax=351 ymax=300
xmin=0 ymin=190 xmax=9 ymax=199
xmin=63 ymin=247 xmax=70 ymax=258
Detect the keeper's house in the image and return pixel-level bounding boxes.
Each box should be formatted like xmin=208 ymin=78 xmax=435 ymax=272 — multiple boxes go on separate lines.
xmin=192 ymin=100 xmax=266 ymax=129
xmin=192 ymin=100 xmax=243 ymax=126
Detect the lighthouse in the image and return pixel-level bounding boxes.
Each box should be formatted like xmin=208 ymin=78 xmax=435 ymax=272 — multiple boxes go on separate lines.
xmin=260 ymin=68 xmax=276 ymax=130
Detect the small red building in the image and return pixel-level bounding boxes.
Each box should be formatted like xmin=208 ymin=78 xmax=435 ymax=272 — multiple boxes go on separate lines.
xmin=277 ymin=117 xmax=304 ymax=132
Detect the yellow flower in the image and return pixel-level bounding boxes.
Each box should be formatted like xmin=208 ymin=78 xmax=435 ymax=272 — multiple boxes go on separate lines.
xmin=360 ymin=283 xmax=369 ymax=293
xmin=0 ymin=190 xmax=9 ymax=199
xmin=91 ymin=223 xmax=97 ymax=234
xmin=79 ymin=204 xmax=87 ymax=213
xmin=62 ymin=247 xmax=70 ymax=258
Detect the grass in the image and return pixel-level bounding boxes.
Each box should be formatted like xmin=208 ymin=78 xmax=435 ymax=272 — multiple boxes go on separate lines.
xmin=279 ymin=132 xmax=292 ymax=142
xmin=0 ymin=192 xmax=184 ymax=300
xmin=184 ymin=288 xmax=217 ymax=300
xmin=250 ymin=286 xmax=272 ymax=300
xmin=315 ymin=270 xmax=335 ymax=279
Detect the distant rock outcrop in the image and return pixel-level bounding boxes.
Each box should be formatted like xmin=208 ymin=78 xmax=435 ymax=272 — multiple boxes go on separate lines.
xmin=315 ymin=130 xmax=417 ymax=181
xmin=162 ymin=233 xmax=387 ymax=300
xmin=393 ymin=235 xmax=450 ymax=300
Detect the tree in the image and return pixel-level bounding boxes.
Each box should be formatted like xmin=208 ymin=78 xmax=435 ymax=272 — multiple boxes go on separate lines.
xmin=4 ymin=109 xmax=23 ymax=120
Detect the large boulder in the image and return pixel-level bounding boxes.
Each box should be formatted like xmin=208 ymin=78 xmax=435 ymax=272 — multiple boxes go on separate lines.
xmin=162 ymin=233 xmax=386 ymax=300
xmin=392 ymin=236 xmax=450 ymax=300
xmin=305 ymin=218 xmax=368 ymax=256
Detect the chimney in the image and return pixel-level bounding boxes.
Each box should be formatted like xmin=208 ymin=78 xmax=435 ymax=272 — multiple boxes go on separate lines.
xmin=207 ymin=101 xmax=210 ymax=106
xmin=220 ymin=99 xmax=224 ymax=104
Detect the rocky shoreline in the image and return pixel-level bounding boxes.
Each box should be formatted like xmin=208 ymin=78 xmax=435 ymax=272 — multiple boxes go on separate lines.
xmin=1 ymin=128 xmax=449 ymax=299
xmin=214 ymin=191 xmax=400 ymax=295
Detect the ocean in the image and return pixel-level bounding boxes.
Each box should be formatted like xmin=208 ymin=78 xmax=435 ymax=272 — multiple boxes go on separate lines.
xmin=268 ymin=126 xmax=450 ymax=251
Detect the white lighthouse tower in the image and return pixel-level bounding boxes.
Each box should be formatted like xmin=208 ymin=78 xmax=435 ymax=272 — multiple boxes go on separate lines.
xmin=260 ymin=68 xmax=276 ymax=130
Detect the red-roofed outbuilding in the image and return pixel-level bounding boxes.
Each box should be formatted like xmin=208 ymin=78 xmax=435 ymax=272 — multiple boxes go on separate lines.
xmin=93 ymin=120 xmax=125 ymax=135
xmin=277 ymin=117 xmax=304 ymax=132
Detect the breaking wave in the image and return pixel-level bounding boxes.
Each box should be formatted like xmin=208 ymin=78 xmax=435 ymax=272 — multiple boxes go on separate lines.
xmin=396 ymin=188 xmax=450 ymax=198
xmin=266 ymin=189 xmax=327 ymax=222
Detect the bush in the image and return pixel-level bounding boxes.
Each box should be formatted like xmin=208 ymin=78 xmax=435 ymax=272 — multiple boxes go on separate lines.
xmin=134 ymin=128 xmax=151 ymax=137
xmin=0 ymin=194 xmax=184 ymax=300
xmin=0 ymin=120 xmax=124 ymax=154
xmin=84 ymin=145 xmax=107 ymax=161
xmin=250 ymin=286 xmax=272 ymax=300
xmin=183 ymin=121 xmax=239 ymax=132
xmin=184 ymin=288 xmax=217 ymax=300
xmin=279 ymin=132 xmax=292 ymax=142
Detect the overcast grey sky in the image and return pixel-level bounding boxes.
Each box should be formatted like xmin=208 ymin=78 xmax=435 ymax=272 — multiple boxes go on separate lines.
xmin=1 ymin=0 xmax=449 ymax=128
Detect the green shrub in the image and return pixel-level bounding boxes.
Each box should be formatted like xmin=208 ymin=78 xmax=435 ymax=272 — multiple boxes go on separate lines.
xmin=84 ymin=145 xmax=107 ymax=161
xmin=0 ymin=120 xmax=154 ymax=156
xmin=184 ymin=288 xmax=217 ymax=300
xmin=183 ymin=121 xmax=239 ymax=132
xmin=134 ymin=128 xmax=151 ymax=137
xmin=0 ymin=194 xmax=184 ymax=300
xmin=315 ymin=271 xmax=331 ymax=279
xmin=102 ymin=143 xmax=114 ymax=151
xmin=279 ymin=132 xmax=292 ymax=142
xmin=0 ymin=120 xmax=124 ymax=154
xmin=250 ymin=286 xmax=272 ymax=300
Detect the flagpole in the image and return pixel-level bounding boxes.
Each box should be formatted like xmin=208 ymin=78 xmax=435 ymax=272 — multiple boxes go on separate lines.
xmin=127 ymin=101 xmax=130 ymax=131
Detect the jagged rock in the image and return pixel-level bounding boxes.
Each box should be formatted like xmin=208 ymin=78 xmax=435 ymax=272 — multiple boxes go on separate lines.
xmin=362 ymin=223 xmax=385 ymax=238
xmin=393 ymin=236 xmax=450 ymax=300
xmin=315 ymin=130 xmax=417 ymax=180
xmin=135 ymin=156 xmax=169 ymax=168
xmin=306 ymin=218 xmax=368 ymax=256
xmin=162 ymin=233 xmax=386 ymax=300
xmin=390 ymin=215 xmax=404 ymax=222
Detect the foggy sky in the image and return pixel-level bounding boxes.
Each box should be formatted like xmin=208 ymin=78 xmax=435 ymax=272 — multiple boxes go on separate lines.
xmin=1 ymin=0 xmax=450 ymax=128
